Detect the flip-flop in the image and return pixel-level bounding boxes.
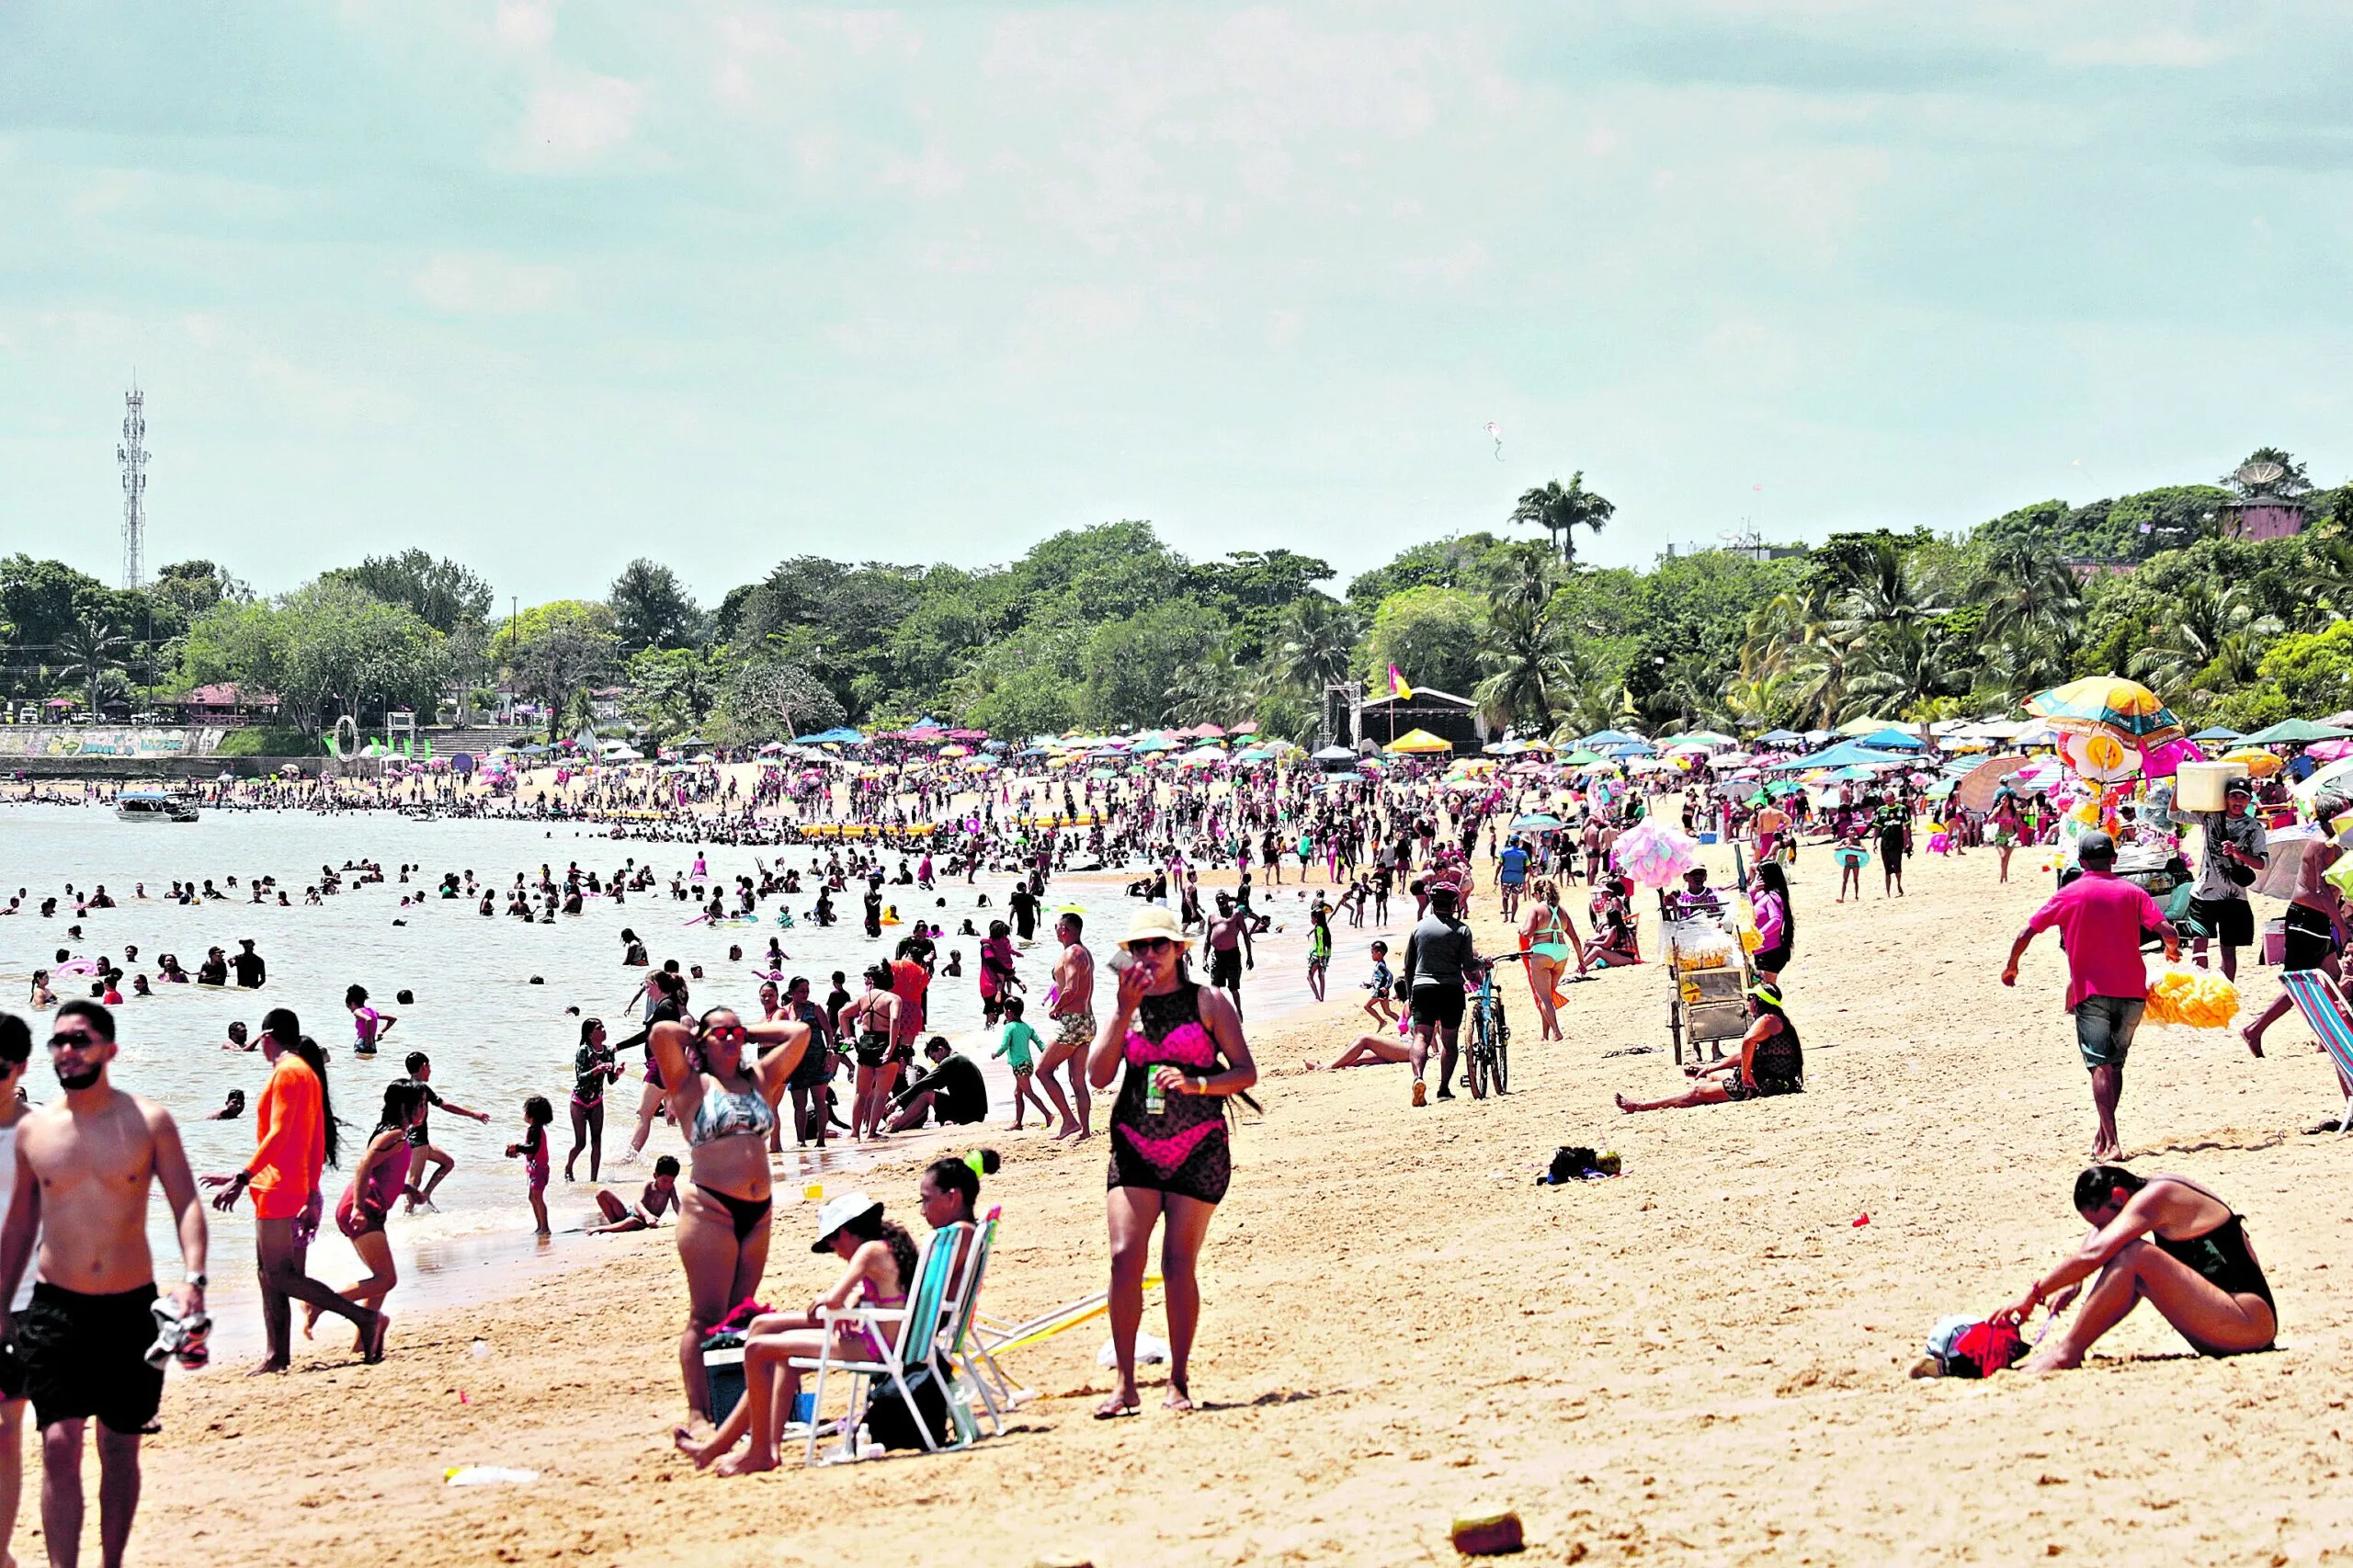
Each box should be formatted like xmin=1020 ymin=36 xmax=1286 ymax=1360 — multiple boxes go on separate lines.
xmin=1092 ymin=1395 xmax=1140 ymax=1419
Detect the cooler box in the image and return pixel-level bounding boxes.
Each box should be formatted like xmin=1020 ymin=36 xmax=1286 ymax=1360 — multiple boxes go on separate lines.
xmin=2262 ymin=917 xmax=2285 ymax=968
xmin=703 ymin=1342 xmax=745 ymax=1420
xmin=1697 ymin=832 xmax=1720 ymax=845
xmin=2177 ymin=761 xmax=2249 ymax=813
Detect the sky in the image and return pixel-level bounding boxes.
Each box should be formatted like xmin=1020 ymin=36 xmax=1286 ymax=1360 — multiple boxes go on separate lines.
xmin=4 ymin=1 xmax=2351 ymax=608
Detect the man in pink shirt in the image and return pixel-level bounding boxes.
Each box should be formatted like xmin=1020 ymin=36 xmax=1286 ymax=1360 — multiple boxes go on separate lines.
xmin=2002 ymin=831 xmax=2182 ymax=1159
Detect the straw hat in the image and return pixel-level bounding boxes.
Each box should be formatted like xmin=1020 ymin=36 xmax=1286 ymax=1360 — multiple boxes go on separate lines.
xmin=810 ymin=1191 xmax=882 ymax=1252
xmin=1120 ymin=905 xmax=1195 ymax=949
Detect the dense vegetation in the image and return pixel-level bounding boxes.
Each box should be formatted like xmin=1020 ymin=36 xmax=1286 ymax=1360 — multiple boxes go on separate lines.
xmin=4 ymin=448 xmax=2347 ymax=745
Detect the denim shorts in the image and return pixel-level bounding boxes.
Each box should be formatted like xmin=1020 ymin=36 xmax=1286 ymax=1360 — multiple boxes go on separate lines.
xmin=2073 ymin=994 xmax=2144 ymax=1070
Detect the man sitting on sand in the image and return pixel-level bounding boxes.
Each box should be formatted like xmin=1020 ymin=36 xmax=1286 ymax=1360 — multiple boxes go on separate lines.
xmin=1995 ymin=1166 xmax=2275 ymax=1371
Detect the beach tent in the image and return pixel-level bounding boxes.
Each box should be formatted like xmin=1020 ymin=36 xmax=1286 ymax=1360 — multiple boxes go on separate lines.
xmin=2239 ymin=718 xmax=2353 ymax=746
xmin=1386 ymin=729 xmax=1453 ymax=755
xmin=1856 ymin=728 xmax=1927 ymax=751
xmin=2188 ymin=725 xmax=2243 ymax=744
xmin=1765 ymin=740 xmax=1910 ymax=771
xmin=1313 ymin=744 xmax=1357 ymax=763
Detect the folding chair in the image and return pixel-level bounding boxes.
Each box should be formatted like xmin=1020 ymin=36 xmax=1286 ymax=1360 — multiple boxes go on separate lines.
xmin=2275 ymin=969 xmax=2353 ymax=1136
xmin=794 ymin=1220 xmax=968 ymax=1463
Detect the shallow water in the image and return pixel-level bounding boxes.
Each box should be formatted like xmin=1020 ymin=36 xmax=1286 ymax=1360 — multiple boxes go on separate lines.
xmin=0 ymin=802 xmax=1361 ymax=1352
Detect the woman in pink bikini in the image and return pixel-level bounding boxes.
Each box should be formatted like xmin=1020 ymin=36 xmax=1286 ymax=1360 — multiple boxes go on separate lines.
xmin=1086 ymin=905 xmax=1258 ymax=1417
xmin=674 ymin=1192 xmax=916 ymax=1476
xmin=306 ymin=1079 xmax=426 ymax=1350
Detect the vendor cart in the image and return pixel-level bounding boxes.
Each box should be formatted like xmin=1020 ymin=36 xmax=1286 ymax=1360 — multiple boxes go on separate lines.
xmin=1662 ymin=895 xmax=1755 ymax=1066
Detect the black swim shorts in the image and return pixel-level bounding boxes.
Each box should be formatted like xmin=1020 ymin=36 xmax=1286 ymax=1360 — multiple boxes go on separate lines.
xmin=2187 ymin=894 xmax=2254 ymax=949
xmin=17 ymin=1281 xmax=165 ymax=1433
xmin=1410 ymin=985 xmax=1465 ymax=1031
xmin=1209 ymin=948 xmax=1243 ymax=988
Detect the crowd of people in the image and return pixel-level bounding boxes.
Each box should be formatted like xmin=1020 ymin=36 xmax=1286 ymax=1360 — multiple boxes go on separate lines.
xmin=2 ymin=727 xmax=2346 ymax=1559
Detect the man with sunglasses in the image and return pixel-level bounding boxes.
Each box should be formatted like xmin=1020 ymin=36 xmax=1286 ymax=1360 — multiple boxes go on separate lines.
xmin=0 ymin=1001 xmax=209 ymax=1568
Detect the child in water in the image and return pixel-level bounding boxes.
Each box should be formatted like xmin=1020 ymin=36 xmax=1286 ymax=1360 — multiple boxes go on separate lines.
xmin=506 ymin=1095 xmax=554 ymax=1237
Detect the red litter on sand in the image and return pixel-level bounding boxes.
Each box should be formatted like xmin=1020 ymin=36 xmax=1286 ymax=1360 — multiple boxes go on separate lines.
xmin=1853 ymin=1214 xmax=1870 ymax=1227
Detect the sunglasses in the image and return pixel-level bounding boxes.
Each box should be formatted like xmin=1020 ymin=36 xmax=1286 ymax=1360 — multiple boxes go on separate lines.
xmin=702 ymin=1023 xmax=748 ymax=1046
xmin=1127 ymin=937 xmax=1175 ymax=955
xmin=48 ymin=1031 xmax=97 ymax=1050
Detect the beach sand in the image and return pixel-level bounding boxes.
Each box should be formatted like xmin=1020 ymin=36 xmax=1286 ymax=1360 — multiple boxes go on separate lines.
xmin=102 ymin=843 xmax=2353 ymax=1565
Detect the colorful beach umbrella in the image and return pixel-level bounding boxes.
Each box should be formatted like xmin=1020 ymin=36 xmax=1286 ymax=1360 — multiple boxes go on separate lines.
xmin=1386 ymin=729 xmax=1453 ymax=755
xmin=2024 ymin=676 xmax=2184 ymax=744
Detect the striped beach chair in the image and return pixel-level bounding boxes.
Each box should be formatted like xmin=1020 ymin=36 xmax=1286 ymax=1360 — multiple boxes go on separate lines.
xmin=2275 ymin=969 xmax=2353 ymax=1137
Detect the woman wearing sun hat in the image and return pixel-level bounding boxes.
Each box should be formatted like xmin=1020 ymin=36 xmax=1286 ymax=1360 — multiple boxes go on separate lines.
xmin=674 ymin=1190 xmax=917 ymax=1476
xmin=1613 ymin=981 xmax=1804 ymax=1113
xmin=1086 ymin=904 xmax=1259 ymax=1417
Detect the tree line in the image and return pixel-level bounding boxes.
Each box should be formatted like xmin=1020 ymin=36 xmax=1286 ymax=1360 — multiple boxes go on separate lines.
xmin=3 ymin=444 xmax=2347 ymax=744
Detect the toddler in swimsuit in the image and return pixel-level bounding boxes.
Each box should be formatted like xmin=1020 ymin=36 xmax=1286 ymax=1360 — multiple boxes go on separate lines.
xmin=506 ymin=1095 xmax=554 ymax=1236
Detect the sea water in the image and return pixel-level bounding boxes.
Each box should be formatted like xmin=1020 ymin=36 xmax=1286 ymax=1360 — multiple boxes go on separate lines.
xmin=0 ymin=803 xmax=1350 ymax=1348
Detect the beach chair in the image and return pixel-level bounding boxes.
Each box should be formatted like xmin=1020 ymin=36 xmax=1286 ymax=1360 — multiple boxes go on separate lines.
xmin=794 ymin=1220 xmax=970 ymax=1464
xmin=2275 ymin=970 xmax=2353 ymax=1136
xmin=940 ymin=1215 xmax=1008 ymax=1435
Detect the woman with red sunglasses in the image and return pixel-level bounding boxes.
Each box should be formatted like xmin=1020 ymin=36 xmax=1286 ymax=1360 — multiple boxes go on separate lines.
xmin=647 ymin=1005 xmax=813 ymax=1429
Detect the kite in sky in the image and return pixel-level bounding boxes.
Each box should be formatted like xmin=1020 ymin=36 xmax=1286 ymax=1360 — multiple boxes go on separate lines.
xmin=1483 ymin=422 xmax=1503 ymax=460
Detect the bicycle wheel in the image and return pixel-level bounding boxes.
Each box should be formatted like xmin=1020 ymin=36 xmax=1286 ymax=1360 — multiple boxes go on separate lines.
xmin=1466 ymin=1008 xmax=1490 ymax=1097
xmin=1491 ymin=1005 xmax=1509 ymax=1095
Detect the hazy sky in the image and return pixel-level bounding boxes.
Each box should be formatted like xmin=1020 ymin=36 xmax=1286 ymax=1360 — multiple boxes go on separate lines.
xmin=4 ymin=2 xmax=2348 ymax=606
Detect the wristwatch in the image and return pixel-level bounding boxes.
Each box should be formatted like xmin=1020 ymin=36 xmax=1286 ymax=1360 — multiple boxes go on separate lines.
xmin=186 ymin=1274 xmax=208 ymax=1290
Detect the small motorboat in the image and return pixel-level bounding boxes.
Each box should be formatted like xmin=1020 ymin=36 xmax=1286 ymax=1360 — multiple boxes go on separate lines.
xmin=116 ymin=790 xmax=199 ymax=824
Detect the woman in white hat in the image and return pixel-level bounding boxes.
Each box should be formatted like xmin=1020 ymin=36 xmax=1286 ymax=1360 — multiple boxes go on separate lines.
xmin=1086 ymin=904 xmax=1258 ymax=1417
xmin=676 ymin=1190 xmax=917 ymax=1476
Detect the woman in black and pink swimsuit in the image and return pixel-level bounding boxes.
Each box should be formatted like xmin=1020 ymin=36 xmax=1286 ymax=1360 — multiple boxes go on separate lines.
xmin=1086 ymin=906 xmax=1258 ymax=1418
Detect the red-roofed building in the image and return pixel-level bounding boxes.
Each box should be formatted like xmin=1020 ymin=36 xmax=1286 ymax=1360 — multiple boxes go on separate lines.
xmin=174 ymin=684 xmax=280 ymax=724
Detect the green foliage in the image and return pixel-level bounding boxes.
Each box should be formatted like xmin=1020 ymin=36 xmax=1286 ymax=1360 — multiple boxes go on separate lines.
xmin=1361 ymin=585 xmax=1486 ymax=698
xmin=210 ymin=726 xmax=311 ymax=756
xmin=2253 ymin=621 xmax=2353 ymax=719
xmin=180 ymin=580 xmax=449 ymax=736
xmin=608 ymin=560 xmax=707 ymax=654
xmin=322 ymin=550 xmax=493 ymax=635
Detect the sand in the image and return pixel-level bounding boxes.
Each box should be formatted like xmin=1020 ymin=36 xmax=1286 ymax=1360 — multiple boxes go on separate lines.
xmin=79 ymin=843 xmax=2353 ymax=1565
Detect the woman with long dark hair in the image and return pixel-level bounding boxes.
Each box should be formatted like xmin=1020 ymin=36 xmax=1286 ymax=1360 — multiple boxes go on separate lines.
xmin=1086 ymin=906 xmax=1257 ymax=1417
xmin=308 ymin=1079 xmax=427 ymax=1350
xmin=564 ymin=1017 xmax=620 ymax=1181
xmin=204 ymin=1007 xmax=389 ymax=1369
xmin=1748 ymin=859 xmax=1796 ymax=986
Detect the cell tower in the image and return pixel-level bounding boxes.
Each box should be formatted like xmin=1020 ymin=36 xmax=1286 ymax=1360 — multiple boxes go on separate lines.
xmin=117 ymin=383 xmax=148 ymax=589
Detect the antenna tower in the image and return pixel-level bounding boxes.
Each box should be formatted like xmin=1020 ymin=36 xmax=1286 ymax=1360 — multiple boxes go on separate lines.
xmin=118 ymin=383 xmax=148 ymax=589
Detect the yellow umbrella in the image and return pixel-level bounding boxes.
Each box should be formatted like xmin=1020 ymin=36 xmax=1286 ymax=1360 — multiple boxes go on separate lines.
xmin=2222 ymin=747 xmax=2285 ymax=778
xmin=2026 ymin=676 xmax=2184 ymax=745
xmin=1386 ymin=728 xmax=1452 ymax=755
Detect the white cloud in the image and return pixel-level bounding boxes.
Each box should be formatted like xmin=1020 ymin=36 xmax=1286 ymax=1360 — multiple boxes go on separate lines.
xmin=517 ymin=69 xmax=643 ymax=166
xmin=2057 ymin=29 xmax=2226 ymax=69
xmin=494 ymin=0 xmax=557 ymax=53
xmin=411 ymin=253 xmax=569 ymax=314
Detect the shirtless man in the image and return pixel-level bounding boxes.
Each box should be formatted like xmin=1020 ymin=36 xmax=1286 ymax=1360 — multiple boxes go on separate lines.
xmin=1204 ymin=895 xmax=1251 ymax=1022
xmin=1034 ymin=912 xmax=1097 ymax=1141
xmin=0 ymin=1001 xmax=209 ymax=1568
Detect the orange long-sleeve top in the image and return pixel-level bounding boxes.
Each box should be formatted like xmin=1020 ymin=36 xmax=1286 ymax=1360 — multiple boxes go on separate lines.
xmin=247 ymin=1051 xmax=324 ymax=1221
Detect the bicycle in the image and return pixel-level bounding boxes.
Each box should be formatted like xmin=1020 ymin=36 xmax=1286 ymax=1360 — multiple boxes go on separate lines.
xmin=1466 ymin=952 xmax=1527 ymax=1098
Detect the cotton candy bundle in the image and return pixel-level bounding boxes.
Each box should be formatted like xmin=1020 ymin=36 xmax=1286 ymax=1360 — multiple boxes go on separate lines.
xmin=2145 ymin=969 xmax=2240 ymax=1029
xmin=1611 ymin=820 xmax=1699 ymax=890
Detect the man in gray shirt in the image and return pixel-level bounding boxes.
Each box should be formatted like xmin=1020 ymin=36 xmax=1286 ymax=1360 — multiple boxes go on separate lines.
xmin=2175 ymin=778 xmax=2267 ymax=981
xmin=1400 ymin=884 xmax=1478 ymax=1105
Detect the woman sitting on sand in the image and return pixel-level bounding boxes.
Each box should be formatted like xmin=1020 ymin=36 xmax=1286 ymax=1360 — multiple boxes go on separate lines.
xmin=649 ymin=1002 xmax=812 ymax=1427
xmin=1617 ymin=983 xmax=1802 ymax=1113
xmin=675 ymin=1192 xmax=916 ymax=1476
xmin=1993 ymin=1166 xmax=2275 ymax=1371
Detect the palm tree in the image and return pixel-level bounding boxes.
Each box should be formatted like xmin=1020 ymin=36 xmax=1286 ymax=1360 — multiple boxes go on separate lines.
xmin=1267 ymin=597 xmax=1361 ymax=699
xmin=2129 ymin=582 xmax=2281 ymax=704
xmin=1472 ymin=603 xmax=1567 ymax=733
xmin=54 ymin=617 xmax=129 ymax=718
xmin=1971 ymin=539 xmax=2083 ymax=675
xmin=1509 ymin=472 xmax=1614 ymax=566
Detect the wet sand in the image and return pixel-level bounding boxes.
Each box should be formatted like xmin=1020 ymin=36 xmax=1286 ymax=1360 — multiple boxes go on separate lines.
xmin=88 ymin=843 xmax=2353 ymax=1564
